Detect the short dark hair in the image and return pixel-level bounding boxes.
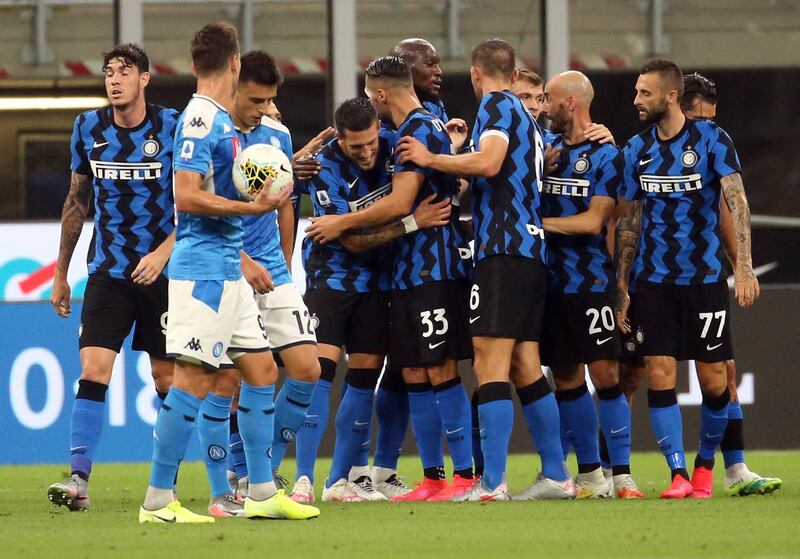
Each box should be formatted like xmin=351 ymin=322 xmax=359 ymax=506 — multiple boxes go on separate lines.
xmin=334 ymin=97 xmax=378 ymax=134
xmin=640 ymin=57 xmax=684 ymax=98
xmin=102 ymin=43 xmax=149 ymax=73
xmin=191 ymin=21 xmax=239 ymax=75
xmin=516 ymin=68 xmax=543 ymax=88
xmin=239 ymin=50 xmax=283 ymax=87
xmin=681 ymin=72 xmax=718 ymax=110
xmin=471 ymin=39 xmax=516 ymax=80
xmin=365 ymin=56 xmax=412 ymax=85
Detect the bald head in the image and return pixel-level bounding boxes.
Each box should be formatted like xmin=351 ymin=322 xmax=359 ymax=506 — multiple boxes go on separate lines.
xmin=389 ymin=38 xmax=442 ymax=102
xmin=548 ymin=71 xmax=594 ymax=107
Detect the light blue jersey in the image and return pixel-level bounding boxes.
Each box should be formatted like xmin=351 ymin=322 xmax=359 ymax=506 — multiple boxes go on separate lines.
xmin=170 ymin=94 xmax=243 ymax=281
xmin=240 ymin=116 xmax=293 ymax=287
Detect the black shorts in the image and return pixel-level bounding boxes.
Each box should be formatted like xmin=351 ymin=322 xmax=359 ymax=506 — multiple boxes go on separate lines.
xmin=79 ymin=273 xmax=169 ymax=358
xmin=469 ymin=255 xmax=546 ymax=341
xmin=540 ymin=291 xmax=621 ymax=367
xmin=390 ymin=280 xmax=472 ymax=368
xmin=304 ymin=288 xmax=389 ymax=355
xmin=631 ymin=279 xmax=733 ymax=362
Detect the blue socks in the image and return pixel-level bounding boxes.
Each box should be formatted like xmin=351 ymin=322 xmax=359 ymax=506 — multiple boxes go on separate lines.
xmin=295 ymin=358 xmax=336 ymax=482
xmin=198 ymin=392 xmax=233 ymax=497
xmin=519 ymin=377 xmax=569 ymax=481
xmin=407 ymin=383 xmax=445 ymax=472
xmin=326 ymin=370 xmax=377 ymax=487
xmin=70 ymin=380 xmax=108 ymax=479
xmin=721 ymin=400 xmax=745 ymax=468
xmin=556 ymin=384 xmax=600 ymax=471
xmin=477 ymin=382 xmax=514 ymax=490
xmin=596 ymin=385 xmax=632 ymax=470
xmin=150 ymin=387 xmax=201 ymax=489
xmin=433 ymin=378 xmax=473 ymax=474
xmin=271 ymin=377 xmax=316 ymax=472
xmin=237 ymin=383 xmax=275 ymax=485
xmin=228 ymin=413 xmax=247 ymax=479
xmin=373 ymin=366 xmax=409 ymax=470
xmin=697 ymin=388 xmax=730 ymax=465
xmin=470 ymin=391 xmax=484 ymax=476
xmin=648 ymin=388 xmax=687 ymax=475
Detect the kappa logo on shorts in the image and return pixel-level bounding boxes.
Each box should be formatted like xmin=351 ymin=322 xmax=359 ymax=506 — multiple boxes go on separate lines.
xmin=212 ymin=342 xmax=224 ymax=358
xmin=184 ymin=337 xmax=203 ymax=352
xmin=208 ymin=445 xmax=227 ymax=461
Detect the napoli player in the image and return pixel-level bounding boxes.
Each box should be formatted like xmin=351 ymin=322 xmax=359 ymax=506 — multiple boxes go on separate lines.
xmin=307 ymin=57 xmax=475 ymax=502
xmin=616 ymin=58 xmax=759 ymax=499
xmin=538 ymin=71 xmax=644 ymax=499
xmin=47 ymin=44 xmax=177 ymax=512
xmin=138 ymin=22 xmax=317 ymax=523
xmin=397 ymin=39 xmax=572 ymax=501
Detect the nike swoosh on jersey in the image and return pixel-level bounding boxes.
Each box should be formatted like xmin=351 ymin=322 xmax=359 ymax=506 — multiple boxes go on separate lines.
xmin=347 ymin=177 xmax=358 ymax=190
xmin=596 ymin=336 xmax=613 ymax=345
xmin=428 ymin=340 xmax=446 ymax=349
xmin=706 ymin=343 xmax=723 ymax=351
xmin=93 ymin=141 xmax=109 ymax=148
xmin=639 ymin=158 xmax=653 ymax=166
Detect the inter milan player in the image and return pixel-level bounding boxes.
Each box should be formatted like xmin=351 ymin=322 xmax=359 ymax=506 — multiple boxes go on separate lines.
xmin=616 ymin=58 xmax=759 ymax=499
xmin=511 ymin=69 xmax=546 ymax=118
xmin=397 ymin=40 xmax=571 ymax=501
xmin=538 ymin=71 xmax=644 ymax=499
xmin=295 ymin=97 xmax=450 ymax=502
xmin=47 ymin=43 xmax=177 ymax=512
xmin=138 ymin=22 xmax=317 ymax=523
xmin=390 ymin=38 xmax=448 ymax=121
xmin=307 ymin=57 xmax=475 ymax=502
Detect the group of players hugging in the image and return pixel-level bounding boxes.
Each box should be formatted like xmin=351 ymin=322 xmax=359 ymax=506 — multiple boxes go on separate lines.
xmin=45 ymin=20 xmax=781 ymax=523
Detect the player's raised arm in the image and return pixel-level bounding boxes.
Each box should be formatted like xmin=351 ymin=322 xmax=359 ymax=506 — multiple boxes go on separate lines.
xmin=51 ymin=171 xmax=93 ymax=317
xmin=721 ymin=172 xmax=759 ymax=308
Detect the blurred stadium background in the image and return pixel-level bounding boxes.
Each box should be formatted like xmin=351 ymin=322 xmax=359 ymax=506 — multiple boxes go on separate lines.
xmin=1 ymin=0 xmax=798 ymax=466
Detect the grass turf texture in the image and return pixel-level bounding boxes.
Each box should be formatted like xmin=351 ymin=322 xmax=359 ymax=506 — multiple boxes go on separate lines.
xmin=3 ymin=451 xmax=797 ymax=559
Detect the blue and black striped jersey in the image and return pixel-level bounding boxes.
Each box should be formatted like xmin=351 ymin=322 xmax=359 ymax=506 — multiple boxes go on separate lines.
xmin=470 ymin=90 xmax=546 ymax=263
xmin=621 ymin=118 xmax=741 ymax=285
xmin=541 ymin=133 xmax=619 ymax=294
xmin=70 ymin=103 xmax=177 ymax=279
xmin=423 ymin=99 xmax=448 ymax=123
xmin=393 ymin=108 xmax=471 ymax=290
xmin=301 ymin=129 xmax=397 ymax=292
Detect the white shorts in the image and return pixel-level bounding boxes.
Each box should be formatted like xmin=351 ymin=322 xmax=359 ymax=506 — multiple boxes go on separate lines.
xmin=256 ymin=283 xmax=317 ymax=351
xmin=166 ymin=277 xmax=269 ymax=369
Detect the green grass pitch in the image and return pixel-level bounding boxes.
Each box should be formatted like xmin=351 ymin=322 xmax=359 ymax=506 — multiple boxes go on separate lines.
xmin=3 ymin=451 xmax=797 ymax=559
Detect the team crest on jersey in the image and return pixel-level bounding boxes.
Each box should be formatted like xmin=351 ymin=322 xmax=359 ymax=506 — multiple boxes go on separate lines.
xmin=270 ymin=137 xmax=282 ymax=148
xmin=635 ymin=327 xmax=645 ymax=344
xmin=681 ymin=149 xmax=699 ymax=167
xmin=384 ymin=158 xmax=394 ymax=173
xmin=573 ymin=156 xmax=591 ymax=174
xmin=142 ymin=139 xmax=160 ymax=157
xmin=316 ymin=190 xmax=331 ymax=207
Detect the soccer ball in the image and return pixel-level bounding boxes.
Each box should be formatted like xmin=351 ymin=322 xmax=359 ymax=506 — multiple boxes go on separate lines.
xmin=232 ymin=143 xmax=293 ymax=201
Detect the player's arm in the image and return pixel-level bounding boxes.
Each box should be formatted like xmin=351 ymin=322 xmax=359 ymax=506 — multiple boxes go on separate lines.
xmin=719 ymin=196 xmax=737 ymax=268
xmin=584 ymin=123 xmax=616 ymax=145
xmin=51 ymin=171 xmax=92 ymax=318
xmin=339 ymin=194 xmax=451 ymax=253
xmin=614 ymin=197 xmax=642 ymax=334
xmin=277 ymin=196 xmax=295 ymax=271
xmin=543 ymin=196 xmax=616 ymax=236
xmin=721 ymin=172 xmax=759 ymax=308
xmin=174 ymin=170 xmax=289 ymax=216
xmin=395 ymin=134 xmax=508 ymax=177
xmin=240 ymin=249 xmax=274 ymax=294
xmin=131 ymin=230 xmax=175 ymax=286
xmin=305 ymin=171 xmax=423 ymax=244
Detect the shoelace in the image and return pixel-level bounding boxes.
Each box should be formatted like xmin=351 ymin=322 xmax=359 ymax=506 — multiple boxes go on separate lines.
xmin=384 ymin=475 xmax=409 ymax=488
xmin=353 ymin=476 xmax=377 ymax=493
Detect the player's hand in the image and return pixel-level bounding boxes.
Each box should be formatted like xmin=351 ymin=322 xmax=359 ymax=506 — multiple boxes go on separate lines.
xmin=305 ymin=214 xmax=346 ymax=244
xmin=734 ymin=264 xmax=759 ymax=308
xmin=445 ymin=118 xmax=469 ymax=151
xmin=615 ymin=287 xmax=631 ymax=334
xmin=413 ymin=194 xmax=452 ymax=229
xmin=132 ymin=249 xmax=169 ymax=286
xmin=396 ymin=136 xmax=434 ymax=167
xmin=241 ymin=254 xmax=273 ymax=294
xmin=295 ymin=126 xmax=335 ymax=160
xmin=584 ymin=123 xmax=616 ymax=145
xmin=50 ymin=276 xmax=71 ymax=318
xmin=292 ymin=154 xmax=322 ymax=180
xmin=544 ymin=143 xmax=561 ymax=176
xmin=251 ymin=179 xmax=292 ymax=214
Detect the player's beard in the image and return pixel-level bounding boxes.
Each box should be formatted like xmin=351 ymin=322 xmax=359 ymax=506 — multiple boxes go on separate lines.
xmin=640 ymin=100 xmax=669 ymax=124
xmin=415 ymin=85 xmax=439 ymax=104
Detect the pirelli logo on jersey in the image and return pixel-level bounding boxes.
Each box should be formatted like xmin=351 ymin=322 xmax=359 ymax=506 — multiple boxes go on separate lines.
xmin=90 ymin=160 xmax=162 ymax=181
xmin=640 ymin=173 xmax=703 ymax=194
xmin=542 ymin=176 xmax=590 ymax=198
xmin=348 ymin=183 xmax=392 ymax=212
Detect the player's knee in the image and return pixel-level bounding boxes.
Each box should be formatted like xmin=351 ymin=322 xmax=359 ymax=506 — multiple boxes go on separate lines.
xmin=213 ymin=370 xmax=241 ymax=398
xmin=80 ymin=362 xmax=112 ymax=385
xmin=286 ymin=354 xmax=321 ymax=382
xmin=402 ymin=367 xmax=428 ymax=385
xmin=427 ymin=365 xmax=457 ymax=386
xmin=589 ymin=361 xmax=619 ymax=389
xmin=150 ymin=358 xmax=174 ymax=393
